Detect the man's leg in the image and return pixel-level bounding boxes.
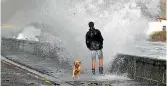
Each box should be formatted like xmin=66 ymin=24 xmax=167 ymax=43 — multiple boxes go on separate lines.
xmin=91 ymin=51 xmax=96 ymax=75
xmin=98 ymin=50 xmax=103 ymax=74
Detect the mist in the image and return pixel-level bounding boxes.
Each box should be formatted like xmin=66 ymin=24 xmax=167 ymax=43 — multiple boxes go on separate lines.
xmin=2 ymin=0 xmax=161 ymax=69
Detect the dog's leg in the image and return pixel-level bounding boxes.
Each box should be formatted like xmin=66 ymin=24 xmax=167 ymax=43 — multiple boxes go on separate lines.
xmin=72 ymin=67 xmax=75 ymax=79
xmin=77 ymin=75 xmax=79 ymax=80
xmin=77 ymin=71 xmax=81 ymax=80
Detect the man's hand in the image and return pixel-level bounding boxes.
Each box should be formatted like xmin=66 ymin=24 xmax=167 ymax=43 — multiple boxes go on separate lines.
xmin=86 ymin=41 xmax=90 ymax=48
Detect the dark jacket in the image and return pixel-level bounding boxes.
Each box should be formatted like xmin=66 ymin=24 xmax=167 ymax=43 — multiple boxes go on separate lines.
xmin=86 ymin=28 xmax=104 ymax=51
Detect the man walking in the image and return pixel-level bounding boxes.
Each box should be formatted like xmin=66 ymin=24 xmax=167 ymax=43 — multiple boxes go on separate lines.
xmin=86 ymin=21 xmax=104 ymax=75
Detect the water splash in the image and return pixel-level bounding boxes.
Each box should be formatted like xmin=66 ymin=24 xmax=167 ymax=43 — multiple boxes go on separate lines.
xmin=16 ymin=26 xmax=41 ymax=41
xmin=3 ymin=0 xmax=161 ymax=69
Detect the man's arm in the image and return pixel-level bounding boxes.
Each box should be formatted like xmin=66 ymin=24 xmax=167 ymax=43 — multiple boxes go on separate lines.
xmin=97 ymin=30 xmax=104 ymax=43
xmin=86 ymin=32 xmax=91 ymax=49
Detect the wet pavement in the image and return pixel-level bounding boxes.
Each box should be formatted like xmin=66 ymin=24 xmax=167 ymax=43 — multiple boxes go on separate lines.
xmin=1 ymin=49 xmax=68 ymax=79
xmin=1 ymin=54 xmax=162 ymax=86
xmin=1 ymin=60 xmax=50 ymax=86
xmin=1 ymin=56 xmax=137 ymax=86
xmin=1 ymin=48 xmax=163 ymax=86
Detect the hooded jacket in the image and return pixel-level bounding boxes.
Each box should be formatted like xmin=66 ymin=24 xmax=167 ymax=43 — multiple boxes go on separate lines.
xmin=86 ymin=28 xmax=104 ymax=50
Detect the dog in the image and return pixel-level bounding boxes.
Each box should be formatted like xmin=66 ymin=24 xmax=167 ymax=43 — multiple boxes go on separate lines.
xmin=72 ymin=60 xmax=81 ymax=80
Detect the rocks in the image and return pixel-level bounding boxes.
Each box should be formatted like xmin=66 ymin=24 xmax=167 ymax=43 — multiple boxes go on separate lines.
xmin=149 ymin=31 xmax=166 ymax=42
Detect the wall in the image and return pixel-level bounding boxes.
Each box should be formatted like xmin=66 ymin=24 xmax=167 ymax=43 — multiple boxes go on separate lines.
xmin=110 ymin=54 xmax=166 ymax=85
xmin=1 ymin=38 xmax=60 ymax=58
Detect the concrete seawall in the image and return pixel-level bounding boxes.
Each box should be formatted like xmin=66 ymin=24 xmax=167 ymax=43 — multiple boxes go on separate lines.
xmin=1 ymin=38 xmax=71 ymax=65
xmin=2 ymin=38 xmax=60 ymax=58
xmin=110 ymin=54 xmax=166 ymax=85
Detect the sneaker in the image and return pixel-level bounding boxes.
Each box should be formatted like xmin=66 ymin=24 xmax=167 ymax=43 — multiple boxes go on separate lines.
xmin=92 ymin=69 xmax=95 ymax=75
xmin=99 ymin=67 xmax=103 ymax=74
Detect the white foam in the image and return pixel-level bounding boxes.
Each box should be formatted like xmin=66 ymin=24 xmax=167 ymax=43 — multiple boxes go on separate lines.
xmin=95 ymin=74 xmax=130 ymax=81
xmin=17 ymin=26 xmax=41 ymax=41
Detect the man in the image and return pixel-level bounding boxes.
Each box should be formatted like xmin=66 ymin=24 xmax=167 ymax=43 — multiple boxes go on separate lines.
xmin=86 ymin=21 xmax=104 ymax=75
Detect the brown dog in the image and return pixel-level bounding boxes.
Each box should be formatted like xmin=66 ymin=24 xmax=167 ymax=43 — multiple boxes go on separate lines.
xmin=72 ymin=60 xmax=81 ymax=80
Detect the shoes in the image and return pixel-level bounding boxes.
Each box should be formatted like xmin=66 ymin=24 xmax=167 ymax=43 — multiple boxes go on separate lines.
xmin=92 ymin=67 xmax=103 ymax=75
xmin=92 ymin=69 xmax=95 ymax=75
xmin=99 ymin=67 xmax=103 ymax=74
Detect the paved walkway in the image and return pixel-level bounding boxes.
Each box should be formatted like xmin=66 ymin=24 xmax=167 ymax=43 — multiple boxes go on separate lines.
xmin=1 ymin=60 xmax=50 ymax=86
xmin=1 ymin=49 xmax=144 ymax=86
